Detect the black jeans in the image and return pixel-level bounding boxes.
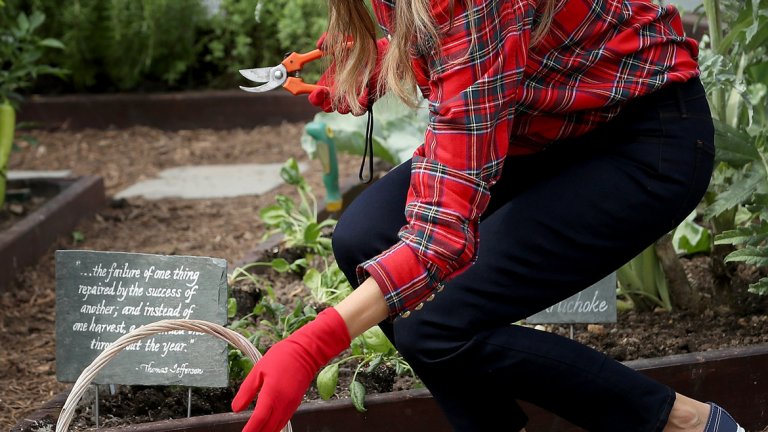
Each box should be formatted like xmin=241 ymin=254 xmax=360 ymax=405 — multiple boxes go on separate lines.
xmin=332 ymin=78 xmax=715 ymax=432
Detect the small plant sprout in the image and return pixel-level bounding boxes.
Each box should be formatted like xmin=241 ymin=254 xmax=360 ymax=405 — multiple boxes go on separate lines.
xmin=259 ymin=158 xmax=336 ymax=258
xmin=316 ymin=325 xmax=415 ymax=412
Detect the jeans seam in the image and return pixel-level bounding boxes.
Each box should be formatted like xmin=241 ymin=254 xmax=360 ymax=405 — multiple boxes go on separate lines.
xmin=686 ymin=143 xmax=702 ymax=220
xmin=676 ymin=86 xmax=688 ymax=118
xmin=652 ymin=388 xmax=677 ymax=432
xmin=673 ymin=140 xmax=709 ymax=227
xmin=657 ymin=110 xmax=665 ymax=173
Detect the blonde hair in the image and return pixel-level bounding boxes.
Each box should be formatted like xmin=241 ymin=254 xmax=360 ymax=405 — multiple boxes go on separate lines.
xmin=324 ymin=0 xmax=556 ymax=111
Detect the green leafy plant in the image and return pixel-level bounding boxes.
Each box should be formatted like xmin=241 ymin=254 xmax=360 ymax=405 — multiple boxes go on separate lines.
xmin=673 ymin=211 xmax=713 ymax=256
xmin=617 ymin=246 xmax=673 ymax=311
xmin=303 ymin=260 xmax=353 ymax=306
xmin=302 ymin=94 xmax=428 ymax=168
xmin=71 ymin=230 xmax=85 ymax=245
xmin=227 ymin=154 xmax=417 ymax=406
xmin=254 ymin=0 xmax=328 ymax=84
xmin=251 ymin=296 xmax=318 ymax=349
xmin=2 ymin=0 xmax=330 ymax=93
xmin=316 ymin=325 xmax=415 ymax=412
xmin=698 ymin=0 xmax=768 ymax=295
xmin=226 ymin=284 xmax=318 ymax=378
xmin=199 ymin=0 xmax=263 ymax=88
xmin=0 ymin=9 xmax=66 ymax=105
xmin=0 ymin=8 xmax=66 ymax=207
xmin=55 ymin=0 xmax=206 ymax=91
xmin=259 ymin=158 xmax=336 ymax=257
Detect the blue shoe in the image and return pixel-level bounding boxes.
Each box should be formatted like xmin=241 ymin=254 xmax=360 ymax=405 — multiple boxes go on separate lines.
xmin=704 ymin=403 xmax=746 ymax=432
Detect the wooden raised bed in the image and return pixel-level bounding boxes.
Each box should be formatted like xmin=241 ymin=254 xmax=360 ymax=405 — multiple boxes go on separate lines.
xmin=0 ymin=176 xmax=106 ymax=293
xmin=14 ymin=168 xmax=768 ymax=431
xmin=18 ymin=91 xmax=318 ymax=131
xmin=12 ymin=342 xmax=768 ymax=431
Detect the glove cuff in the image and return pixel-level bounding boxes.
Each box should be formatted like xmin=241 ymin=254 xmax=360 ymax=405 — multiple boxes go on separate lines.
xmin=293 ymin=307 xmax=351 ymax=368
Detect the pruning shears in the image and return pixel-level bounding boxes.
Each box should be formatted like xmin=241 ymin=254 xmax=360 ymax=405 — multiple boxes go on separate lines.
xmin=239 ymin=49 xmax=342 ymax=213
xmin=239 ymin=49 xmax=326 ymax=95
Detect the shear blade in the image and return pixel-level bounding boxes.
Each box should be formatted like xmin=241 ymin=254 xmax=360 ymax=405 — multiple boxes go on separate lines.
xmin=239 ymin=67 xmax=272 ymax=83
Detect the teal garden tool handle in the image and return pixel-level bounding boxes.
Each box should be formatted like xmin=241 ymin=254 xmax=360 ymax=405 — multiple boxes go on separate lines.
xmin=305 ymin=122 xmax=342 ymax=212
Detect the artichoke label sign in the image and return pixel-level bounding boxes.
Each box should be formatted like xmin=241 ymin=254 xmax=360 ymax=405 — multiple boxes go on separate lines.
xmin=526 ymin=273 xmax=617 ymax=324
xmin=55 ymin=250 xmax=229 ymax=387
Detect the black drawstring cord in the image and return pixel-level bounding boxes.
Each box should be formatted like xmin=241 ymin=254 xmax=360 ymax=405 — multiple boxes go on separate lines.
xmin=359 ymin=94 xmax=375 ymax=184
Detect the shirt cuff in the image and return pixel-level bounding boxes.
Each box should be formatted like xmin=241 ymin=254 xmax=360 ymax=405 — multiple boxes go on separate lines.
xmin=356 ymin=241 xmax=444 ymax=318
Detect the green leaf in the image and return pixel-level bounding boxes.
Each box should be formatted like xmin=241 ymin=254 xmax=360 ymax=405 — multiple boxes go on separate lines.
xmin=350 ymin=337 xmax=364 ymax=356
xmin=227 ymin=298 xmax=237 ymax=319
xmin=38 ymin=38 xmax=65 ymax=50
xmin=236 ymin=357 xmax=254 ymax=376
xmin=303 ymin=305 xmax=316 ymax=318
xmin=71 ymin=231 xmax=85 ymax=245
xmin=714 ymin=120 xmax=761 ymax=167
xmin=361 ymin=326 xmax=394 ymax=354
xmin=365 ymin=354 xmax=383 ymax=373
xmin=270 ymin=258 xmax=290 ymax=273
xmin=316 ymin=364 xmax=339 ymax=400
xmin=745 ymin=13 xmax=768 ymax=51
xmin=705 ymin=165 xmax=766 ymax=219
xmin=724 ymin=246 xmax=768 ymax=266
xmin=350 ymin=380 xmax=367 ymax=412
xmin=303 ymin=222 xmax=321 ymax=244
xmin=280 ymin=158 xmax=303 ymax=186
xmin=715 ymin=223 xmax=768 ymax=246
xmin=303 ymin=268 xmax=321 ymax=291
xmin=16 ymin=12 xmax=30 ymax=34
xmin=289 ymin=258 xmax=308 ymax=272
xmin=672 ymin=212 xmax=712 ymax=255
xmin=27 ymin=10 xmax=45 ymax=31
xmin=748 ymin=277 xmax=768 ymax=295
xmin=259 ymin=205 xmax=288 ymax=225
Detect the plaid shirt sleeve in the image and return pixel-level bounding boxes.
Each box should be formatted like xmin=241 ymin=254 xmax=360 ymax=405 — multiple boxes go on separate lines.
xmin=358 ymin=0 xmax=536 ymax=318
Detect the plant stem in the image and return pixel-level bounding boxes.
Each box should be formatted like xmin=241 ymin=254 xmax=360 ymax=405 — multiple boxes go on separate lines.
xmin=727 ymin=52 xmax=748 ymax=129
xmin=0 ymin=99 xmax=16 ymax=208
xmin=703 ymin=0 xmax=727 ymax=121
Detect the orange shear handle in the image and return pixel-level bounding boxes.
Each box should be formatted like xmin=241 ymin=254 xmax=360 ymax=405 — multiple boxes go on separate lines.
xmin=280 ymin=49 xmax=327 ymax=95
xmin=283 ymin=77 xmax=323 ymax=95
xmin=281 ymin=49 xmax=324 ymax=73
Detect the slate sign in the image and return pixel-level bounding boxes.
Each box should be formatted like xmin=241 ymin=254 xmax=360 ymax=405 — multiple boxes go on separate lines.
xmin=55 ymin=250 xmax=229 ymax=387
xmin=526 ymin=272 xmax=617 ymax=324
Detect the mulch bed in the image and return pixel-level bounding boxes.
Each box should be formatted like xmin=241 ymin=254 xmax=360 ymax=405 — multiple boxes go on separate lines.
xmin=0 ymin=123 xmax=360 ymax=430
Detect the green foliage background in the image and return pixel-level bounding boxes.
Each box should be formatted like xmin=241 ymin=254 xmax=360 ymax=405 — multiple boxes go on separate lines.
xmin=0 ymin=0 xmax=329 ymax=93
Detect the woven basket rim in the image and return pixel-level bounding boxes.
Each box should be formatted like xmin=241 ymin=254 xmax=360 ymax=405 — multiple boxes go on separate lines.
xmin=56 ymin=318 xmax=292 ymax=432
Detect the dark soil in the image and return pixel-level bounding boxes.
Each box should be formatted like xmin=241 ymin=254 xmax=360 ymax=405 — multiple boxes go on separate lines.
xmin=0 ymin=123 xmax=361 ymax=431
xmin=0 ymin=181 xmax=55 ymax=232
xmin=2 ymin=125 xmax=767 ymax=431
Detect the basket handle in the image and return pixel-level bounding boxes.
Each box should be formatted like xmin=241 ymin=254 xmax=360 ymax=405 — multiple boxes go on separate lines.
xmin=56 ymin=319 xmax=292 ymax=432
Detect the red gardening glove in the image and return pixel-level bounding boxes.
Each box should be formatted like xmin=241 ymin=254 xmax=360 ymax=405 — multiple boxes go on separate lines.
xmin=231 ymin=307 xmax=351 ymax=432
xmin=308 ymin=33 xmax=389 ymax=115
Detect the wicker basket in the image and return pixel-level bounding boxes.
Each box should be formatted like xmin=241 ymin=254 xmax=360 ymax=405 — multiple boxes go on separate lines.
xmin=56 ymin=319 xmax=292 ymax=432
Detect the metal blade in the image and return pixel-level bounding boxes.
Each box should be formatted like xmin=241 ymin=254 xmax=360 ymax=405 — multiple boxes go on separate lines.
xmin=238 ymin=64 xmax=288 ymax=93
xmin=239 ymin=67 xmax=273 ymax=83
xmin=239 ymin=80 xmax=282 ymax=93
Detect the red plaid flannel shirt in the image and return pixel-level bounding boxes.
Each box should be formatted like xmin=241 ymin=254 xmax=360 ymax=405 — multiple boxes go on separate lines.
xmin=358 ymin=0 xmax=700 ymax=318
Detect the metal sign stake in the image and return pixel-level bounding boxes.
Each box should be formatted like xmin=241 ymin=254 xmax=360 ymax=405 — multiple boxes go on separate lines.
xmin=187 ymin=387 xmax=193 ymax=418
xmin=93 ymin=384 xmax=100 ymax=428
